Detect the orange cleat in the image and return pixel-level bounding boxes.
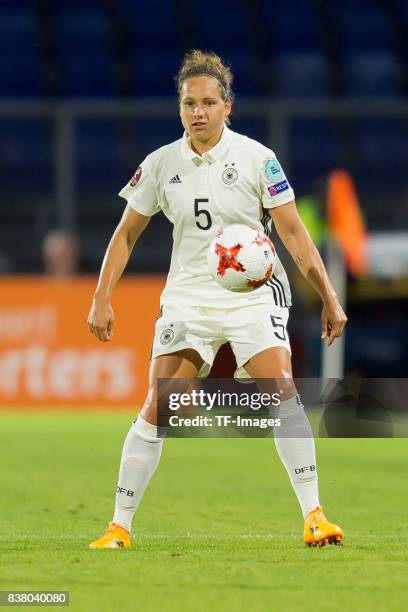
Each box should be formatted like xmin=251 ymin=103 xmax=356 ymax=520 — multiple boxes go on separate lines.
xmin=89 ymin=522 xmax=131 ymax=549
xmin=304 ymin=506 xmax=344 ymax=547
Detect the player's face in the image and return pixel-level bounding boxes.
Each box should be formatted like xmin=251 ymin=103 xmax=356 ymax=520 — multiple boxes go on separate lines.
xmin=179 ymin=76 xmax=231 ymax=151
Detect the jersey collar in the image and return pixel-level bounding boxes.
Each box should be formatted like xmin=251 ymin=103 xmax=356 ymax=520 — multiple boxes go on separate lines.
xmin=181 ymin=125 xmax=233 ymax=163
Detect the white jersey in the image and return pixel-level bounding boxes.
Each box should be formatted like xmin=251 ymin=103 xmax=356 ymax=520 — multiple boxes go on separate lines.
xmin=119 ymin=125 xmax=294 ymax=308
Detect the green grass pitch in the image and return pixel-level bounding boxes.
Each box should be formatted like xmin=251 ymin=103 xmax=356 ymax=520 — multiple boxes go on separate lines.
xmin=0 ymin=411 xmax=407 ymax=612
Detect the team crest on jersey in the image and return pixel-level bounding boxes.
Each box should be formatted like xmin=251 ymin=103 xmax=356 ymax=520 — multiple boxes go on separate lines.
xmin=263 ymin=158 xmax=284 ymax=183
xmin=222 ymin=163 xmax=238 ymax=185
xmin=130 ymin=166 xmax=142 ymax=187
xmin=160 ymin=328 xmax=174 ymax=345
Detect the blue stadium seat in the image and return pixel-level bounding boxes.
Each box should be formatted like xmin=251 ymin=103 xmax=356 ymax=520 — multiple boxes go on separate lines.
xmin=189 ymin=0 xmax=251 ymax=50
xmin=0 ymin=121 xmax=53 ymax=192
xmin=75 ymin=121 xmax=126 ymax=193
xmin=343 ymin=52 xmax=402 ymax=97
xmin=56 ymin=8 xmax=110 ymax=52
xmin=0 ymin=6 xmax=43 ymax=97
xmin=52 ymin=0 xmax=105 ymax=6
xmin=330 ymin=5 xmax=394 ymax=52
xmin=261 ymin=0 xmax=321 ymax=52
xmin=394 ymin=0 xmax=408 ymax=56
xmin=129 ymin=53 xmax=180 ymax=96
xmin=55 ymin=7 xmax=114 ymax=97
xmin=0 ymin=0 xmax=35 ymax=6
xmin=395 ymin=0 xmax=408 ymax=21
xmin=124 ymin=2 xmax=180 ymax=95
xmin=347 ymin=119 xmax=408 ymax=192
xmin=121 ymin=0 xmax=174 ymax=12
xmin=346 ymin=313 xmax=408 ymax=377
xmin=0 ymin=56 xmax=43 ymax=98
xmin=290 ymin=119 xmax=342 ymax=192
xmin=229 ymin=118 xmax=267 ymax=144
xmin=121 ymin=0 xmax=180 ymax=49
xmin=0 ymin=7 xmax=37 ymax=55
xmin=132 ymin=119 xmax=183 ymax=156
xmin=59 ymin=57 xmax=115 ymax=98
xmin=272 ymin=52 xmax=331 ymax=97
xmin=224 ymin=51 xmax=262 ymax=96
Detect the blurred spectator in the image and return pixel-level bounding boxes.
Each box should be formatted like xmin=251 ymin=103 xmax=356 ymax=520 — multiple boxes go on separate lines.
xmin=0 ymin=251 xmax=14 ymax=273
xmin=296 ymin=194 xmax=327 ymax=248
xmin=296 ymin=176 xmax=328 ymax=249
xmin=42 ymin=229 xmax=80 ymax=277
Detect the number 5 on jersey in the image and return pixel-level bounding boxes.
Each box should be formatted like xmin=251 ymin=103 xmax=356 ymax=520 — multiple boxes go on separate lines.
xmin=270 ymin=314 xmax=287 ymax=341
xmin=194 ymin=198 xmax=212 ymax=230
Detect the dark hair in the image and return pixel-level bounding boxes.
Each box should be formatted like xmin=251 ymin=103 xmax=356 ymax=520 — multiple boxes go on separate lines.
xmin=176 ymin=49 xmax=234 ymax=107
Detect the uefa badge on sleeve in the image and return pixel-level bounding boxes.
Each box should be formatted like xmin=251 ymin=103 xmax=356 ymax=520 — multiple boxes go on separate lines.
xmin=263 ymin=158 xmax=284 ymax=183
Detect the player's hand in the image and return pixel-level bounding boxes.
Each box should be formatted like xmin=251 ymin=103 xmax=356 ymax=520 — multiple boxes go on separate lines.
xmin=87 ymin=299 xmax=115 ymax=342
xmin=321 ymin=296 xmax=347 ymax=347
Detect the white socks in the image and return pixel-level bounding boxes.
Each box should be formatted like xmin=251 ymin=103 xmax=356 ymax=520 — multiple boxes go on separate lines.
xmin=273 ymin=395 xmax=320 ymax=518
xmin=113 ymin=416 xmax=163 ymax=532
xmin=112 ymin=396 xmax=318 ymax=532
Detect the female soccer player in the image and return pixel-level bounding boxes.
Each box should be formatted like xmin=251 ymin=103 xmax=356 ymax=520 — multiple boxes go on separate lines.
xmin=88 ymin=50 xmax=347 ymax=549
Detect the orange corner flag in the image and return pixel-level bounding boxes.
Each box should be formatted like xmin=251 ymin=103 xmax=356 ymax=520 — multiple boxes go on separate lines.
xmin=327 ymin=169 xmax=368 ymax=277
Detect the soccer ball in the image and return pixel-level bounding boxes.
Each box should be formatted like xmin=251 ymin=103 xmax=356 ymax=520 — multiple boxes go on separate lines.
xmin=207 ymin=224 xmax=276 ymax=292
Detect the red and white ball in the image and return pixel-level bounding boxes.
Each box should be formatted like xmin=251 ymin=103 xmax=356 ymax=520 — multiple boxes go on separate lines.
xmin=207 ymin=224 xmax=276 ymax=292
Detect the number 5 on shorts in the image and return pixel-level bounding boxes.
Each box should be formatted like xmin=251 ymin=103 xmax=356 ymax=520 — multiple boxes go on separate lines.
xmin=270 ymin=314 xmax=287 ymax=341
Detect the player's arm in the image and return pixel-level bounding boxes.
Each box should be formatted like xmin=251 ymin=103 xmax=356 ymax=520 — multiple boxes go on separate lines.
xmin=87 ymin=206 xmax=150 ymax=342
xmin=269 ymin=201 xmax=347 ymax=346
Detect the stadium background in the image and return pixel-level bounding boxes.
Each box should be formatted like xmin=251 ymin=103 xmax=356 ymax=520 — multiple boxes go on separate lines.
xmin=0 ymin=1 xmax=407 ymax=611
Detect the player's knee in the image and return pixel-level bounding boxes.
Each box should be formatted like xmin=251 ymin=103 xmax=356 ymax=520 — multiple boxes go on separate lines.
xmin=140 ymin=391 xmax=158 ymax=424
xmin=272 ymin=394 xmax=313 ymax=437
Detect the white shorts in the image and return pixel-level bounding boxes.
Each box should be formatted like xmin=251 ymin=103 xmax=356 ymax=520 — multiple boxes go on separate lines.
xmin=151 ymin=300 xmax=291 ymax=378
